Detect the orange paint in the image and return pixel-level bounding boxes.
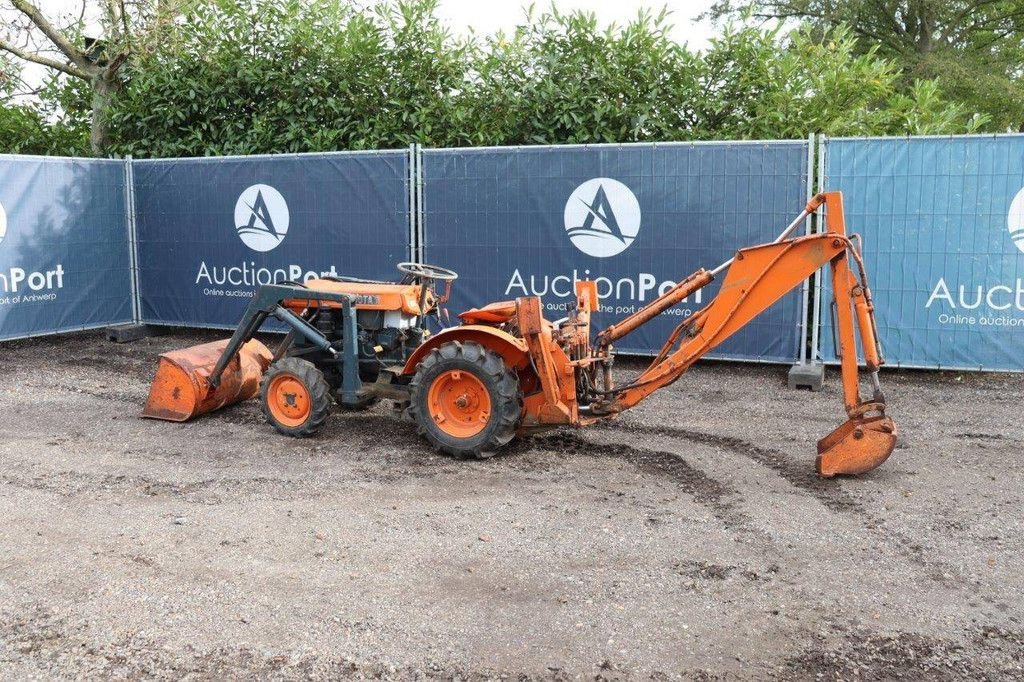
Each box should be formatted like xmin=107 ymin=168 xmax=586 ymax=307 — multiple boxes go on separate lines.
xmin=427 ymin=369 xmax=492 ymax=438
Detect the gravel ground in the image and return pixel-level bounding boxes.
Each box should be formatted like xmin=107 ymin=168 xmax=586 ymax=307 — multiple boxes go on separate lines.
xmin=0 ymin=329 xmax=1022 ymax=680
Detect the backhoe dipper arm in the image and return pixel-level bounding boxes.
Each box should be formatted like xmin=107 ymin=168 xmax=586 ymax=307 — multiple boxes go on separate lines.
xmin=594 ymin=192 xmax=897 ymax=477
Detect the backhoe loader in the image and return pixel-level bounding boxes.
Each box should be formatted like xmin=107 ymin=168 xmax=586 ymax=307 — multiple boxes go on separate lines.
xmin=143 ymin=191 xmax=896 ymax=477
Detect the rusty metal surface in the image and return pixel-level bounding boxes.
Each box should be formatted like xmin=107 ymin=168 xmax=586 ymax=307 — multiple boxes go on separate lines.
xmin=142 ymin=339 xmax=272 ymax=421
xmin=816 ymin=415 xmax=898 ymax=477
xmin=597 ymin=269 xmax=714 ymax=346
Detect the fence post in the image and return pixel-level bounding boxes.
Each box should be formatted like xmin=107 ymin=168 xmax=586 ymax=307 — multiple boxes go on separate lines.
xmin=798 ymin=132 xmax=814 ymax=364
xmin=809 ymin=133 xmax=826 ymax=365
xmin=106 ymin=154 xmax=160 ymax=343
xmin=787 ymin=133 xmax=825 ymax=390
xmin=408 ymin=143 xmax=417 ymax=262
xmin=415 ymin=144 xmax=424 ymax=263
xmin=126 ymin=155 xmax=141 ymax=324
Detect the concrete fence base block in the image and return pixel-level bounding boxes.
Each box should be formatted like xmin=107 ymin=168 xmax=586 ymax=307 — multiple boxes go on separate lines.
xmin=788 ymin=362 xmax=825 ymax=391
xmin=106 ymin=324 xmax=164 ymax=344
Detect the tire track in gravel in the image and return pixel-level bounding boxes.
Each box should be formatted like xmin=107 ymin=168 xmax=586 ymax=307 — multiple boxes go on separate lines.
xmin=526 ymin=431 xmax=764 ymax=540
xmin=595 ymin=422 xmax=861 ymax=513
xmin=10 ymin=373 xmax=972 ymax=593
xmin=781 ymin=623 xmax=1024 ymax=681
xmin=592 ymin=422 xmax=974 ymax=590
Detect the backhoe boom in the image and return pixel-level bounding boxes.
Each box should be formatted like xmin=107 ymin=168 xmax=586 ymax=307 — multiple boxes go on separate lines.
xmin=524 ymin=191 xmax=896 ymax=477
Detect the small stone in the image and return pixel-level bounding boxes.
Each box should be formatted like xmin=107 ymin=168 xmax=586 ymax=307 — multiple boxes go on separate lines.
xmin=172 ymin=517 xmax=186 ymax=525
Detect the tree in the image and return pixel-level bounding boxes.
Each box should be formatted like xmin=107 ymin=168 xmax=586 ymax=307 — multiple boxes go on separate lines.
xmin=706 ymin=0 xmax=1024 ymax=130
xmin=462 ymin=7 xmax=700 ymax=145
xmin=4 ymin=0 xmax=988 ymax=157
xmin=0 ymin=0 xmax=176 ymax=154
xmin=689 ymin=23 xmax=988 ymax=138
xmin=107 ymin=0 xmax=478 ymax=156
xmin=465 ymin=9 xmax=985 ymax=143
xmin=1 ymin=57 xmax=90 ymax=154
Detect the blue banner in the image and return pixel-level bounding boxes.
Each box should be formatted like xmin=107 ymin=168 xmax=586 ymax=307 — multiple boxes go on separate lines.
xmin=821 ymin=136 xmax=1024 ymax=370
xmin=422 ymin=143 xmax=810 ymax=361
xmin=0 ymin=156 xmax=132 ymax=340
xmin=133 ymin=151 xmax=410 ymax=327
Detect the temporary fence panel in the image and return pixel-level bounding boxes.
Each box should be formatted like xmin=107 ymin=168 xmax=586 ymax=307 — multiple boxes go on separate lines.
xmin=132 ymin=151 xmax=411 ymax=328
xmin=421 ymin=142 xmax=810 ymax=361
xmin=820 ymin=135 xmax=1024 ymax=371
xmin=0 ymin=155 xmax=132 ymax=341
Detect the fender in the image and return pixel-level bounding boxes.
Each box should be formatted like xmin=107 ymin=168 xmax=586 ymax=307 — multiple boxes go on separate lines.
xmin=402 ymin=325 xmax=534 ymax=377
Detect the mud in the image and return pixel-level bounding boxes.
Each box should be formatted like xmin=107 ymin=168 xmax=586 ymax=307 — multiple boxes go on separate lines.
xmin=1 ymin=329 xmax=1022 ymax=679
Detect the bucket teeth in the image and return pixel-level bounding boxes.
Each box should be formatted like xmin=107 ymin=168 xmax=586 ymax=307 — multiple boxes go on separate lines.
xmin=816 ymin=415 xmax=897 ymax=477
xmin=142 ymin=339 xmax=272 ymax=421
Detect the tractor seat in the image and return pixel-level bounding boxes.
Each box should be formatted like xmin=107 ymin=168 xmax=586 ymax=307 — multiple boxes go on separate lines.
xmin=458 ymin=300 xmax=517 ymax=324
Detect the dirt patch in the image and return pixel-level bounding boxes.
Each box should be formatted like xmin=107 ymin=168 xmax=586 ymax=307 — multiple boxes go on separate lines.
xmin=530 ymin=431 xmax=759 ymax=536
xmin=1 ymin=329 xmax=1022 ymax=679
xmin=673 ymin=559 xmax=777 ymax=584
xmin=782 ymin=625 xmax=1024 ymax=681
xmin=595 ymin=421 xmax=862 ymax=513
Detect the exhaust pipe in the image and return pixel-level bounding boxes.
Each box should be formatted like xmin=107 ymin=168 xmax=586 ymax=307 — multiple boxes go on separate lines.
xmin=142 ymin=339 xmax=273 ymax=422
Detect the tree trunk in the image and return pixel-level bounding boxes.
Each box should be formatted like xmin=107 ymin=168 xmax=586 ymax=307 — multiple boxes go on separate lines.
xmin=916 ymin=5 xmax=936 ymax=54
xmin=90 ymin=72 xmax=115 ymax=156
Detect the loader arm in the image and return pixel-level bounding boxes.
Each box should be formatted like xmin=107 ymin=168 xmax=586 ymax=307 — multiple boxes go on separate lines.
xmin=142 ymin=284 xmax=362 ymax=422
xmin=588 ymin=192 xmax=896 ymax=476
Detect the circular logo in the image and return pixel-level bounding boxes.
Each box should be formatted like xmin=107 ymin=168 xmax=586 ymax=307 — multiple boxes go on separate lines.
xmin=1009 ymin=187 xmax=1024 ymax=254
xmin=564 ymin=178 xmax=641 ymax=258
xmin=0 ymin=200 xmax=7 ymax=246
xmin=234 ymin=184 xmax=289 ymax=252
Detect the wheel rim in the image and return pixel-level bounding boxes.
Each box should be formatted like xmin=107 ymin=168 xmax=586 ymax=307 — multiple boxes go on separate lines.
xmin=427 ymin=369 xmax=492 ymax=439
xmin=267 ymin=373 xmax=311 ymax=427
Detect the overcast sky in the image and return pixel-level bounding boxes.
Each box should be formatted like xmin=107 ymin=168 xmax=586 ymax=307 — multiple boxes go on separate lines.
xmin=14 ymin=0 xmax=719 ymax=91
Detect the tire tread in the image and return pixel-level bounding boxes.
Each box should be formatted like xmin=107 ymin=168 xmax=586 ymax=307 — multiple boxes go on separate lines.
xmin=259 ymin=357 xmax=332 ymax=437
xmin=408 ymin=341 xmax=522 ymax=459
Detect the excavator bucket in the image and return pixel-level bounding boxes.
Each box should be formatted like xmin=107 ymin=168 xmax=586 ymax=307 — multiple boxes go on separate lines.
xmin=142 ymin=339 xmax=273 ymax=422
xmin=816 ymin=415 xmax=897 ymax=477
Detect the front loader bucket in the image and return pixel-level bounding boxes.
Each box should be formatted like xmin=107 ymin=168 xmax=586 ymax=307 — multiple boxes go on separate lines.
xmin=816 ymin=415 xmax=897 ymax=477
xmin=142 ymin=339 xmax=273 ymax=422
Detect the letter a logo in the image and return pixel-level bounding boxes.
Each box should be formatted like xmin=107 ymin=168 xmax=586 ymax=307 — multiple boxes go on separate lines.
xmin=234 ymin=184 xmax=289 ymax=252
xmin=1009 ymin=186 xmax=1024 ymax=254
xmin=564 ymin=178 xmax=641 ymax=258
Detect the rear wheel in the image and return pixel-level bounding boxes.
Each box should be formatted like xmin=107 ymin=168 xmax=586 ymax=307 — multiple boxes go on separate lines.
xmin=409 ymin=341 xmax=522 ymax=458
xmin=260 ymin=357 xmax=331 ymax=437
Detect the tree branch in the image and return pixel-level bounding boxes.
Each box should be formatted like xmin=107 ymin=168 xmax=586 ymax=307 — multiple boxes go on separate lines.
xmin=104 ymin=0 xmax=122 ymax=39
xmin=10 ymin=0 xmax=93 ymax=71
xmin=105 ymin=50 xmax=128 ymax=78
xmin=972 ymin=22 xmax=1024 ymax=52
xmin=120 ymin=0 xmax=132 ymax=50
xmin=0 ymin=37 xmax=90 ymax=78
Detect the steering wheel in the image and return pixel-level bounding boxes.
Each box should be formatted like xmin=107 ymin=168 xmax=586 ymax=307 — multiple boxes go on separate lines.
xmin=397 ymin=262 xmax=458 ymax=282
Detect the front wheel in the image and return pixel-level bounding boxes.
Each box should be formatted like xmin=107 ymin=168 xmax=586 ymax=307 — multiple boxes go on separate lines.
xmin=260 ymin=357 xmax=332 ymax=437
xmin=409 ymin=341 xmax=522 ymax=458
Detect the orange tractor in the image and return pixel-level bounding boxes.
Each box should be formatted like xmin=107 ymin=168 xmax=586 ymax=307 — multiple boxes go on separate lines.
xmin=143 ymin=191 xmax=896 ymax=477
